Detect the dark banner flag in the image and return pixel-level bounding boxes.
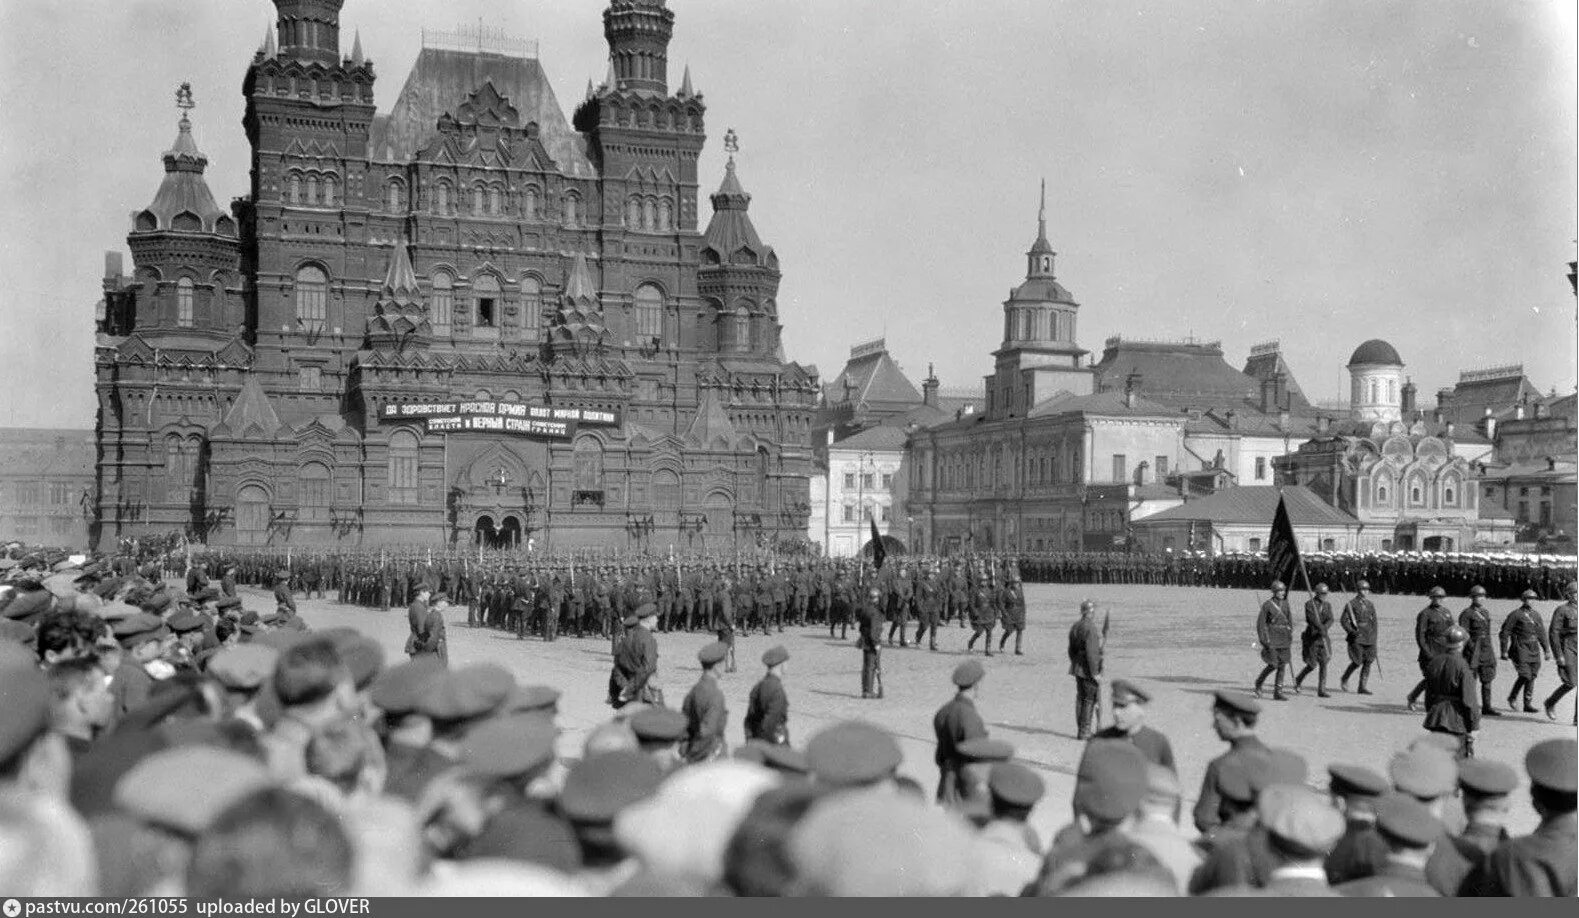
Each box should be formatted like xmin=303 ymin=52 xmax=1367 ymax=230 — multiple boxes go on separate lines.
xmin=869 ymin=515 xmax=886 ymax=571
xmin=1266 ymin=492 xmax=1302 ymax=588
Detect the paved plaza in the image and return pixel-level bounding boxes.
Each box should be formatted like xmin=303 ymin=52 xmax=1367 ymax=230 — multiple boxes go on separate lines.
xmin=271 ymin=580 xmax=1575 ymax=841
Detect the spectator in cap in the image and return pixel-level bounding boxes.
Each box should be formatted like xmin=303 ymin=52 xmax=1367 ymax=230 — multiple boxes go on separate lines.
xmin=187 ymin=787 xmax=351 ymax=897
xmin=743 ymin=645 xmax=790 ymax=746
xmin=582 ymin=720 xmax=640 ymax=760
xmin=933 ymin=659 xmax=988 ymax=805
xmin=1045 ymin=739 xmax=1149 ymax=879
xmin=1464 ymin=738 xmax=1576 ymax=897
xmin=262 ymin=639 xmax=357 ymax=782
xmin=681 ymin=642 xmax=730 ymax=764
xmin=1459 ymin=584 xmax=1502 ymax=718
xmin=1187 ymin=750 xmax=1304 ymax=895
xmin=1498 ymin=588 xmax=1550 ymax=713
xmin=1405 ymin=586 xmax=1457 ymax=711
xmin=952 ymin=737 xmax=1015 ymax=825
xmin=555 ymin=751 xmax=665 ymax=895
xmin=1207 ymin=784 xmax=1344 ymax=897
xmin=1545 ymin=580 xmax=1577 ymax=722
xmin=404 ymin=585 xmax=432 ymax=659
xmin=1086 ymin=678 xmax=1175 ymax=773
xmin=1333 ymin=792 xmax=1441 ymax=897
xmin=109 ymin=614 xmax=173 ymax=719
xmin=787 ymin=788 xmax=982 ymax=895
xmin=1193 ymin=690 xmax=1270 ymax=837
xmin=1420 ymin=625 xmax=1479 ymax=758
xmin=721 ymin=782 xmax=827 ymax=897
xmin=804 ymin=721 xmax=902 ymax=789
xmin=45 ymin=657 xmax=116 ymax=760
xmin=1323 ymin=762 xmax=1391 ymax=884
xmin=614 ymin=760 xmax=779 ymax=891
xmin=1124 ymin=761 xmax=1201 ymax=893
xmin=975 ymin=761 xmax=1046 ymax=896
xmin=1388 ymin=746 xmax=1473 ymax=895
xmin=1450 ymin=757 xmax=1518 ymax=873
xmin=206 ymin=644 xmax=278 ymax=737
xmin=370 ymin=658 xmax=453 ymax=804
xmin=628 ymin=707 xmax=688 ymax=773
xmin=0 ymin=659 xmax=71 ymax=802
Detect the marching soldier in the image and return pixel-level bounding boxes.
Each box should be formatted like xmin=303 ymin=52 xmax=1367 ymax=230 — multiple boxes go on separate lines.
xmin=996 ymin=570 xmax=1027 ymax=656
xmin=714 ymin=575 xmax=737 ymax=674
xmin=743 ymin=645 xmax=790 ymax=745
xmin=1068 ymin=599 xmax=1103 ymax=739
xmin=1339 ymin=579 xmax=1378 ymax=694
xmin=1406 ymin=586 xmax=1456 ymax=711
xmin=965 ymin=579 xmax=996 ymax=657
xmin=914 ymin=564 xmax=943 ymax=652
xmin=1292 ymin=582 xmax=1335 ymax=697
xmin=1254 ymin=581 xmax=1294 ymax=701
xmin=681 ymin=641 xmax=730 ymax=763
xmin=272 ymin=569 xmax=297 ymax=614
xmin=1459 ymin=585 xmax=1501 ymax=718
xmin=1499 ymin=589 xmax=1550 ymax=714
xmin=1544 ymin=581 xmax=1577 ymax=722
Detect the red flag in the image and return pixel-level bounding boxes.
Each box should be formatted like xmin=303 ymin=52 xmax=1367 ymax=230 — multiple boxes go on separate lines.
xmin=1267 ymin=492 xmax=1302 ymax=587
xmin=869 ymin=513 xmax=887 ymax=570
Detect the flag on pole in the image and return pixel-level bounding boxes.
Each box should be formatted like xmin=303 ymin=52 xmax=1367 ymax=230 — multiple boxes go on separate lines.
xmin=1267 ymin=492 xmax=1301 ymax=587
xmin=869 ymin=513 xmax=887 ymax=571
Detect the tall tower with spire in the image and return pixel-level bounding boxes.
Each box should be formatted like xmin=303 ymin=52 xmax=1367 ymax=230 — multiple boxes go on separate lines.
xmin=699 ymin=129 xmax=782 ymax=358
xmin=603 ymin=0 xmax=675 ymax=94
xmin=984 ymin=182 xmax=1093 ymax=420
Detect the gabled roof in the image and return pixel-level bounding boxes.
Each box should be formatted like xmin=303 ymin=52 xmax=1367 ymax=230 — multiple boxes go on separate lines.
xmin=825 ymin=348 xmax=922 ymax=408
xmin=1241 ymin=347 xmax=1311 ymax=410
xmin=1094 ymin=339 xmax=1262 ymax=411
xmin=1133 ymin=485 xmax=1358 ymax=527
xmin=684 ymin=388 xmax=738 ymax=446
xmin=831 ymin=425 xmax=909 ymax=452
xmin=218 ymin=375 xmax=282 ymax=439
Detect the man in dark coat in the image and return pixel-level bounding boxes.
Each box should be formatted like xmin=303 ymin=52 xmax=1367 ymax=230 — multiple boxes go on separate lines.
xmin=857 ymin=586 xmax=884 ymax=699
xmin=1459 ymin=585 xmax=1501 ymax=717
xmin=406 ymin=591 xmax=449 ymax=665
xmin=403 ymin=585 xmax=432 ymax=659
xmin=610 ymin=605 xmax=660 ymax=709
xmin=1334 ymin=793 xmax=1443 ymax=897
xmin=1543 ymin=580 xmax=1577 ymax=722
xmin=965 ymin=582 xmax=996 ymax=657
xmin=1422 ymin=626 xmax=1479 ymax=759
xmin=933 ymin=659 xmax=988 ymax=805
xmin=1293 ymin=582 xmax=1336 ymax=697
xmin=681 ymin=642 xmax=730 ymax=763
xmin=1324 ymin=763 xmax=1391 ymax=884
xmin=1193 ymin=691 xmax=1270 ymax=837
xmin=1406 ymin=586 xmax=1456 ymax=710
xmin=1254 ymin=581 xmax=1293 ymax=701
xmin=271 ymin=570 xmax=297 ymax=614
xmin=1068 ymin=599 xmax=1103 ymax=739
xmin=995 ymin=572 xmax=1028 ymax=655
xmin=743 ymin=645 xmax=790 ymax=745
xmin=1463 ymin=738 xmax=1576 ymax=896
xmin=1339 ymin=579 xmax=1378 ymax=694
xmin=1087 ymin=678 xmax=1175 ymax=772
xmin=1499 ymin=589 xmax=1550 ymax=713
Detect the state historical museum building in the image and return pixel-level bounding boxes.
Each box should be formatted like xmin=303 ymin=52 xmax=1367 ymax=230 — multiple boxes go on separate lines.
xmin=94 ymin=0 xmax=818 ymax=550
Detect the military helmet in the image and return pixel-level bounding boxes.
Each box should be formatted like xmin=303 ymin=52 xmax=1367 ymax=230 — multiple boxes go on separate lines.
xmin=1315 ymin=582 xmax=1329 ymax=593
xmin=1356 ymin=579 xmax=1370 ymax=590
xmin=1470 ymin=585 xmax=1487 ymax=597
xmin=1445 ymin=625 xmax=1469 ymax=645
xmin=1521 ymin=588 xmax=1538 ymax=600
xmin=1270 ymin=580 xmax=1286 ymax=592
xmin=1428 ymin=586 xmax=1446 ymax=598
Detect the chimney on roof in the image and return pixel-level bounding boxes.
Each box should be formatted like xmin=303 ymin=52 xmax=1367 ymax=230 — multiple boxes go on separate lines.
xmin=1259 ymin=376 xmax=1276 ymax=413
xmin=922 ymin=363 xmax=939 ymax=409
xmin=1401 ymin=378 xmax=1417 ymax=415
xmin=1225 ymin=409 xmax=1237 ymax=431
xmin=103 ymin=251 xmax=122 ymax=280
xmin=1124 ymin=372 xmax=1142 ymax=409
xmin=1278 ymin=406 xmax=1291 ymax=430
xmin=1514 ymin=403 xmax=1525 ymax=421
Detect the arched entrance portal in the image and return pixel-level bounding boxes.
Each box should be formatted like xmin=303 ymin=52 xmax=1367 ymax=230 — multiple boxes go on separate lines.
xmin=473 ymin=514 xmax=523 ymax=550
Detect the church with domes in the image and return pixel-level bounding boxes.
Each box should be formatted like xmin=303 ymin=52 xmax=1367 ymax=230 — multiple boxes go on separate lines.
xmin=92 ymin=0 xmax=818 ymax=550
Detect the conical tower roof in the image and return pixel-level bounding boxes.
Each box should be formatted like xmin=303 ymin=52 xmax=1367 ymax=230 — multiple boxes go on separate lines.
xmin=702 ymin=133 xmax=775 ymax=268
xmin=139 ymin=85 xmax=230 ymax=234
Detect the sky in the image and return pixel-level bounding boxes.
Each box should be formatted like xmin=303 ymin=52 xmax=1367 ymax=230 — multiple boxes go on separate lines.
xmin=0 ymin=0 xmax=1574 ymax=428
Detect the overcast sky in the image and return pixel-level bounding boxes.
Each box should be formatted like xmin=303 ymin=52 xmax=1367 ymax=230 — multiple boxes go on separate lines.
xmin=1 ymin=0 xmax=1574 ymax=428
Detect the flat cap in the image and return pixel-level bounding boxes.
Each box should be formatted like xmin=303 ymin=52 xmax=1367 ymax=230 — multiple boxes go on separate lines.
xmin=1257 ymin=784 xmax=1344 ymax=856
xmin=1457 ymin=758 xmax=1519 ymax=797
xmin=952 ymin=659 xmax=985 ymax=688
xmin=166 ymin=609 xmax=206 ymax=634
xmin=0 ymin=661 xmax=52 ymax=763
xmin=635 ymin=602 xmax=659 ymax=620
xmin=113 ymin=613 xmax=169 ymax=648
xmin=761 ymin=645 xmax=789 ymax=667
xmin=1373 ymin=792 xmax=1440 ymax=848
xmin=112 ymin=746 xmax=272 ymax=837
xmin=460 ymin=714 xmax=560 ymax=779
xmin=1110 ymin=679 xmax=1150 ymax=705
xmin=214 ymin=595 xmax=241 ymax=611
xmin=502 ymin=684 xmax=561 ymax=715
xmin=369 ymin=657 xmax=448 ymax=716
xmin=759 ymin=743 xmax=809 ymax=776
xmin=1525 ymin=738 xmax=1577 ymax=795
xmin=1390 ymin=747 xmax=1459 ymax=800
xmin=204 ymin=644 xmax=279 ymax=691
xmin=558 ymin=750 xmax=665 ymax=823
xmin=698 ymin=641 xmax=729 ymax=666
xmin=804 ymin=721 xmax=903 ymax=787
xmin=319 ymin=628 xmax=384 ymax=690
xmin=1428 ymin=586 xmax=1446 ymax=598
xmin=957 ymin=737 xmax=1015 ymax=763
xmin=417 ymin=663 xmax=515 ymax=722
xmin=1213 ymin=690 xmax=1261 ymax=716
xmin=1074 ymin=740 xmax=1148 ymax=821
xmin=629 ymin=706 xmax=688 ymax=744
xmin=988 ymin=762 xmax=1045 ymax=808
xmin=1328 ymin=763 xmax=1389 ymax=799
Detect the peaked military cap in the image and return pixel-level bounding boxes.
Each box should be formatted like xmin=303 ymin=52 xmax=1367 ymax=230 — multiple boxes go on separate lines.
xmin=1258 ymin=784 xmax=1344 ymax=855
xmin=418 ymin=663 xmax=515 ymax=722
xmin=1110 ymin=679 xmax=1150 ymax=705
xmin=460 ymin=714 xmax=560 ymax=780
xmin=988 ymin=762 xmax=1045 ymax=808
xmin=1328 ymin=762 xmax=1389 ymax=798
xmin=503 ymin=683 xmax=561 ymax=715
xmin=1373 ymin=792 xmax=1440 ymax=848
xmin=1525 ymin=738 xmax=1576 ymax=795
xmin=1213 ymin=690 xmax=1261 ymax=716
xmin=952 ymin=659 xmax=985 ymax=688
xmin=368 ymin=657 xmax=448 ymax=716
xmin=1457 ymin=758 xmax=1519 ymax=797
xmin=629 ymin=706 xmax=688 ymax=744
xmin=113 ymin=746 xmax=272 ymax=838
xmin=319 ymin=628 xmax=384 ymax=690
xmin=166 ymin=609 xmax=206 ymax=634
xmin=698 ymin=641 xmax=729 ymax=666
xmin=1074 ymin=740 xmax=1148 ymax=821
xmin=205 ymin=644 xmax=278 ymax=691
xmin=762 ymin=645 xmax=789 ymax=667
xmin=113 ymin=613 xmax=169 ymax=648
xmin=1390 ymin=747 xmax=1459 ymax=800
xmin=558 ymin=751 xmax=665 ymax=824
xmin=804 ymin=721 xmax=902 ymax=787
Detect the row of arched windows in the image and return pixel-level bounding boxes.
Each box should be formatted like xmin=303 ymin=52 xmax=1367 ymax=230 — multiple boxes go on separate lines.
xmin=285 ymin=171 xmax=338 ymax=207
xmin=626 ymin=196 xmax=674 ymax=232
xmin=385 ymin=178 xmax=578 ymax=222
xmin=1004 ymin=307 xmax=1070 ymax=343
xmin=1371 ymin=469 xmax=1461 ymax=509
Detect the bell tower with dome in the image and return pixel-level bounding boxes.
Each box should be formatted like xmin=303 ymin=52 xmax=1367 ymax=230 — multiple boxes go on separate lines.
xmin=1347 ymin=339 xmax=1405 ymax=423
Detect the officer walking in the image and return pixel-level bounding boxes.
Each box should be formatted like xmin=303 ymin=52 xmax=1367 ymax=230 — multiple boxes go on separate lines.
xmin=1543 ymin=581 xmax=1577 ymax=722
xmin=1500 ymin=589 xmax=1551 ymax=714
xmin=744 ymin=645 xmax=790 ymax=745
xmin=1339 ymin=579 xmax=1378 ymax=694
xmin=1293 ymin=582 xmax=1335 ymax=697
xmin=1254 ymin=581 xmax=1294 ymax=701
xmin=1459 ymin=585 xmax=1501 ymax=718
xmin=1068 ymin=599 xmax=1104 ymax=739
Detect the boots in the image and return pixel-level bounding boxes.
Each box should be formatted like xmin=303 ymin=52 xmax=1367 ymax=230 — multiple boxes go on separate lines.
xmin=1292 ymin=665 xmax=1311 ymax=695
xmin=1014 ymin=631 xmax=1024 ymax=655
xmin=1508 ymin=680 xmax=1524 ymax=713
xmin=1316 ymin=663 xmax=1330 ymax=698
xmin=1340 ymin=663 xmax=1357 ymax=692
xmin=1272 ymin=666 xmax=1288 ymax=701
xmin=1357 ymin=663 xmax=1373 ymax=695
xmin=1522 ymin=683 xmax=1539 ymax=713
xmin=1482 ymin=682 xmax=1503 ymax=716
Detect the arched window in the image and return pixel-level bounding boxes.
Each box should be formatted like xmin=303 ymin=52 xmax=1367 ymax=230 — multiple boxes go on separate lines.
xmin=488 ymin=185 xmax=501 ymax=215
xmin=1369 ymin=380 xmax=1379 ymax=403
xmin=523 ymin=187 xmax=539 ymax=220
xmin=435 ymin=181 xmax=451 ymax=215
xmin=471 ymin=185 xmax=485 ymax=215
xmin=1375 ymin=475 xmax=1391 ymax=505
xmin=1409 ymin=476 xmax=1425 ymax=505
xmin=321 ymin=175 xmax=336 ymax=206
xmin=387 ymin=430 xmax=418 ymax=505
xmin=430 ymin=271 xmax=453 ymax=334
xmin=1387 ymin=379 xmax=1396 ymax=402
xmin=165 ymin=435 xmax=186 ymax=499
xmin=643 ymin=197 xmax=656 ymax=231
xmin=521 ymin=277 xmax=542 ymax=339
xmin=1021 ymin=309 xmax=1036 ymax=340
xmin=627 ymin=197 xmax=641 ymax=229
xmin=387 ymin=178 xmax=405 ymax=212
xmin=653 ymin=469 xmax=680 ymax=510
xmin=564 ymin=192 xmax=580 ymax=225
xmin=634 ymin=284 xmax=663 ymax=340
xmin=733 ymin=305 xmax=750 ymax=353
xmin=295 ymin=265 xmax=328 ymax=326
xmin=299 ymin=461 xmax=330 ymax=507
xmin=573 ymin=437 xmax=604 ymax=492
xmin=473 ymin=274 xmax=499 ymax=328
xmin=758 ymin=449 xmax=771 ymax=504
xmin=658 ymin=197 xmax=673 ymax=231
xmin=288 ymin=173 xmax=302 ymax=205
xmin=236 ymin=484 xmax=269 ymax=538
xmin=305 ymin=174 xmax=319 ymax=205
xmin=1443 ymin=481 xmax=1458 ymax=506
xmin=176 ymin=277 xmax=194 ymax=327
